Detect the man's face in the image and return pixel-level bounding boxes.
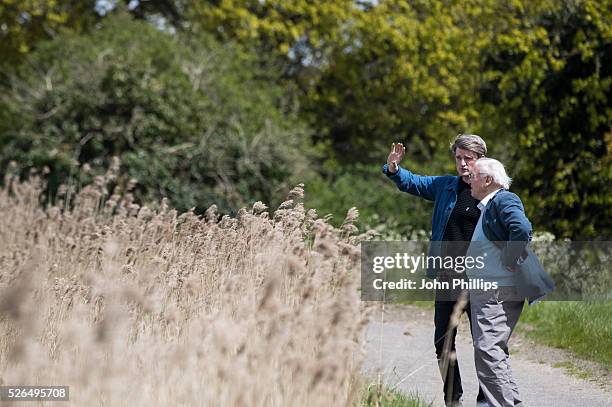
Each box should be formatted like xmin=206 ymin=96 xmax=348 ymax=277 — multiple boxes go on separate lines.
xmin=468 ymin=166 xmax=489 ymax=200
xmin=455 ymin=148 xmax=478 ymax=178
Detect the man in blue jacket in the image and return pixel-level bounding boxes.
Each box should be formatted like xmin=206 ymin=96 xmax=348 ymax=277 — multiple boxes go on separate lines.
xmin=383 ymin=134 xmax=488 ymax=407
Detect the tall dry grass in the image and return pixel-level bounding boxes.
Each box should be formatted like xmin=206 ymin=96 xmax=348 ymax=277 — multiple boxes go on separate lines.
xmin=0 ymin=162 xmax=376 ymax=406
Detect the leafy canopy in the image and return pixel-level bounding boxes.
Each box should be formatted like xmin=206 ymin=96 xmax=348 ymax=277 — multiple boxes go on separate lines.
xmin=0 ymin=13 xmax=314 ymax=213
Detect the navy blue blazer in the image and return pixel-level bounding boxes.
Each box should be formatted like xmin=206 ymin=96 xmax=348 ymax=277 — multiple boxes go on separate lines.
xmin=482 ymin=189 xmax=532 ymax=268
xmin=482 ymin=189 xmax=555 ymax=303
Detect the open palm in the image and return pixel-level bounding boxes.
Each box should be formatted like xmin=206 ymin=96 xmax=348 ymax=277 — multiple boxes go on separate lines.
xmin=387 ymin=143 xmax=406 ymax=173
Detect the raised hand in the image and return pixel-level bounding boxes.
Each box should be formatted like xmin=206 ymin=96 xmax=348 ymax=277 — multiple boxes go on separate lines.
xmin=387 ymin=142 xmax=406 ymax=173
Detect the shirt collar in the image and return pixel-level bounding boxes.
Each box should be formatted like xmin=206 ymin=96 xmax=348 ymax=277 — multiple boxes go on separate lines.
xmin=477 ymin=188 xmax=503 ymax=211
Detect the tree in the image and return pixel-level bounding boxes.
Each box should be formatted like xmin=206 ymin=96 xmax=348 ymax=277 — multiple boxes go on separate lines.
xmin=0 ymin=0 xmax=99 ymax=71
xmin=0 ymin=13 xmax=314 ymax=213
xmin=480 ymin=0 xmax=612 ymax=238
xmin=180 ymin=0 xmax=611 ymax=238
xmin=183 ymin=1 xmax=487 ymax=162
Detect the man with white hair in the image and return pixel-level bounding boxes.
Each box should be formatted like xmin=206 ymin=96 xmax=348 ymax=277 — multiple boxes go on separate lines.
xmin=466 ymin=157 xmax=531 ymax=407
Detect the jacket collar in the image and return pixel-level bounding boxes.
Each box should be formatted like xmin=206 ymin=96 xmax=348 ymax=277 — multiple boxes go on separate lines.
xmin=478 ymin=188 xmax=503 ymax=211
xmin=488 ymin=188 xmax=506 ymax=202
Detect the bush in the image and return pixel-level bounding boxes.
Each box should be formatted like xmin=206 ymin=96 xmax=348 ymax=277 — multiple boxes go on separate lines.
xmin=0 ymin=12 xmax=314 ymax=214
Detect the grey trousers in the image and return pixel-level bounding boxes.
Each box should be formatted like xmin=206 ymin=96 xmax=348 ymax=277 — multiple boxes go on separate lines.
xmin=469 ymin=287 xmax=524 ymax=407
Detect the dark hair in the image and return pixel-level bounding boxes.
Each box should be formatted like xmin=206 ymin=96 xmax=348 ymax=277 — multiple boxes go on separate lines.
xmin=451 ymin=134 xmax=487 ymax=157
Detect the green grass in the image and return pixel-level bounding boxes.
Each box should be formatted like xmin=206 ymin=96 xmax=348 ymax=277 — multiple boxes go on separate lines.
xmin=359 ymin=382 xmax=430 ymax=407
xmin=519 ymin=301 xmax=612 ymax=369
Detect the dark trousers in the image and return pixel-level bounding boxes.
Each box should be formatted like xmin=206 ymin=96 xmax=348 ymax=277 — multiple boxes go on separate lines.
xmin=434 ymin=291 xmax=485 ymax=403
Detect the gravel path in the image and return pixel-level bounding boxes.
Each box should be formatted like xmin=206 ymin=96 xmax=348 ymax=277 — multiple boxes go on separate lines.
xmin=362 ymin=305 xmax=611 ymax=407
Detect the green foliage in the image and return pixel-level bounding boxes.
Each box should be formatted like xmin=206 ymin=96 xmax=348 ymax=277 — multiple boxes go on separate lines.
xmin=187 ymin=0 xmax=355 ymax=61
xmin=520 ymin=301 xmax=612 ymax=369
xmin=185 ymin=0 xmax=611 ymax=239
xmin=0 ymin=13 xmax=314 ymax=213
xmin=0 ymin=0 xmax=99 ymax=71
xmin=480 ymin=0 xmax=612 ymax=239
xmin=181 ymin=1 xmax=485 ymax=159
xmin=303 ymin=0 xmax=491 ymax=163
xmin=1 ymin=0 xmax=609 ymax=238
xmin=305 ymin=162 xmax=445 ymax=238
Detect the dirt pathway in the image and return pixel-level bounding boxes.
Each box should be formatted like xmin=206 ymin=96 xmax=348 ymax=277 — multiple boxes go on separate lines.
xmin=362 ymin=304 xmax=611 ymax=407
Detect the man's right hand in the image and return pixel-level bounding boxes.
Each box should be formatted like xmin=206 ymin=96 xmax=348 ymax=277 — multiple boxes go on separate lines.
xmin=387 ymin=142 xmax=406 ymax=174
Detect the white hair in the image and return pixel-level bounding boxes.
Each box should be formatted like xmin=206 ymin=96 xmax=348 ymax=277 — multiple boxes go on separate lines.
xmin=475 ymin=158 xmax=512 ymax=189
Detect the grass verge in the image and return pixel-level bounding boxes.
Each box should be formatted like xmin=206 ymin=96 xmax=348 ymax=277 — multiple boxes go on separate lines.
xmin=519 ymin=301 xmax=612 ymax=370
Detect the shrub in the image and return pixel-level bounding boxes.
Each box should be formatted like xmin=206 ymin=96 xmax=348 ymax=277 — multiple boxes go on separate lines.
xmin=0 ymin=13 xmax=314 ymax=214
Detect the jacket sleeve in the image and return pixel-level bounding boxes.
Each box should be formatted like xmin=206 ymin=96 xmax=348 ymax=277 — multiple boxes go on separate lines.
xmin=498 ymin=193 xmax=533 ymax=267
xmin=382 ymin=163 xmax=443 ymax=202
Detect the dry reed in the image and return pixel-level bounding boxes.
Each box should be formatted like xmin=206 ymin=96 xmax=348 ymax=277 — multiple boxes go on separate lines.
xmin=0 ymin=166 xmax=375 ymax=406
